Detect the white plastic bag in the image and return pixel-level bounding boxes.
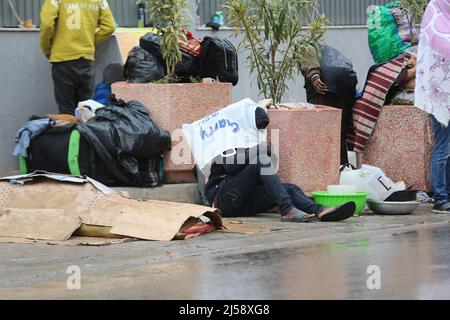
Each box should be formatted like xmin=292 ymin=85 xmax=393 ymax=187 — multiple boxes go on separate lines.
xmin=75 ymin=100 xmax=105 ymax=123
xmin=340 ymin=164 xmax=398 ymax=201
xmin=182 ymin=98 xmax=265 ymax=170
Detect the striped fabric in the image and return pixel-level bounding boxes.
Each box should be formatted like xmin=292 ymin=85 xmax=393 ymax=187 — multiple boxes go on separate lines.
xmin=348 ymin=55 xmax=407 ymax=153
xmin=179 ymin=29 xmax=202 ymax=57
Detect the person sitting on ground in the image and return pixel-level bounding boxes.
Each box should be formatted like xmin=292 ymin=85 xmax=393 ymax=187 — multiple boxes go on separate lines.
xmin=40 ymin=0 xmax=116 ymax=115
xmin=300 ymin=44 xmax=358 ymax=165
xmin=204 ymin=107 xmax=356 ymax=222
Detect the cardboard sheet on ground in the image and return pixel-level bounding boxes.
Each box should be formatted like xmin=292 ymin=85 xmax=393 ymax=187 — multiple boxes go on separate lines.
xmin=222 ymin=220 xmax=284 ymax=234
xmin=0 ymin=236 xmax=134 ymax=246
xmin=0 ymin=209 xmax=81 ymax=241
xmin=0 ymin=172 xmax=222 ymax=244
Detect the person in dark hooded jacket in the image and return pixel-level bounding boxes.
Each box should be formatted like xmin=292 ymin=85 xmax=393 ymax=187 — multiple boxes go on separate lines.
xmin=204 ymin=107 xmax=356 ymax=222
xmin=301 ymin=45 xmax=358 ymax=165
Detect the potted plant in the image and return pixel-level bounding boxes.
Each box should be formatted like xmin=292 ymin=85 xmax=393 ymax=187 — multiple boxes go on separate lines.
xmin=113 ymin=0 xmax=233 ymax=183
xmin=226 ymin=0 xmax=327 ymax=104
xmin=225 ymin=0 xmax=342 ymax=192
xmin=139 ymin=0 xmax=189 ymax=83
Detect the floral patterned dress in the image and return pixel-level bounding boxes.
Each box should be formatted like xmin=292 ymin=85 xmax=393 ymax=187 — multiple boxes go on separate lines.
xmin=415 ymin=0 xmax=450 ymax=127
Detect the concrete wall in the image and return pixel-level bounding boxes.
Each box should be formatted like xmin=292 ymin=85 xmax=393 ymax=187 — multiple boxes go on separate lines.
xmin=1 ymin=0 xmax=391 ymax=28
xmin=0 ymin=26 xmax=374 ymax=170
xmin=0 ymin=30 xmax=122 ymax=170
xmin=192 ymin=26 xmax=374 ymax=103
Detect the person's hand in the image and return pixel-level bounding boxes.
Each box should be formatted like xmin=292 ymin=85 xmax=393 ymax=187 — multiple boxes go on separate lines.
xmin=312 ymin=77 xmax=328 ymax=95
xmin=407 ymin=55 xmax=417 ymax=69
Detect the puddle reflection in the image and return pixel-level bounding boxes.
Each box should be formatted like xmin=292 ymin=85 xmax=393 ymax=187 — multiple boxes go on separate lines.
xmin=191 ymin=226 xmax=450 ymax=299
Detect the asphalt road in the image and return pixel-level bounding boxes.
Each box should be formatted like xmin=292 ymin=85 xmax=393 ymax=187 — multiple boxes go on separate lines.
xmin=1 ymin=205 xmax=450 ymax=299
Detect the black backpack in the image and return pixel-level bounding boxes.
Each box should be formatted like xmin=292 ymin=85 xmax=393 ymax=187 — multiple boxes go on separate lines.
xmin=140 ymin=32 xmax=199 ymax=82
xmin=199 ymin=37 xmax=239 ymax=86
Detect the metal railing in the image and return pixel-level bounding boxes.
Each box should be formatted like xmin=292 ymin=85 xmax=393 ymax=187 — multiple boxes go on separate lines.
xmin=1 ymin=0 xmax=393 ymax=28
xmin=196 ymin=0 xmax=393 ymax=26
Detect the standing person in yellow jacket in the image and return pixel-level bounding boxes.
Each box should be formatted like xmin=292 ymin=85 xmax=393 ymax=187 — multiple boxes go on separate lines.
xmin=40 ymin=0 xmax=116 ymax=115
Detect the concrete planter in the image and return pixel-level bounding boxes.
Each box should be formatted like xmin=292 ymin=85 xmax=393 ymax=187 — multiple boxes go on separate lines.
xmin=268 ymin=106 xmax=342 ymax=192
xmin=112 ymin=82 xmax=233 ymax=183
xmin=361 ymin=105 xmax=434 ymax=191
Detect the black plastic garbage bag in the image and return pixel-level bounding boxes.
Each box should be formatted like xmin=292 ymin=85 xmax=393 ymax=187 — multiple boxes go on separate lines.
xmin=124 ymin=46 xmax=165 ymax=83
xmin=77 ymin=99 xmax=172 ymax=187
xmin=318 ymin=45 xmax=358 ymax=101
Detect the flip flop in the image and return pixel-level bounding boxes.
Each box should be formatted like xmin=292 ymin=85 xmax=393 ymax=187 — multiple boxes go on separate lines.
xmin=319 ymin=202 xmax=356 ymax=222
xmin=280 ymin=210 xmax=316 ymax=223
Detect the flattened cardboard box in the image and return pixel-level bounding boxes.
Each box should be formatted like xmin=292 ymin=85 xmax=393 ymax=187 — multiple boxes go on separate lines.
xmin=0 ymin=208 xmax=81 ymax=241
xmin=0 ymin=172 xmax=222 ymax=244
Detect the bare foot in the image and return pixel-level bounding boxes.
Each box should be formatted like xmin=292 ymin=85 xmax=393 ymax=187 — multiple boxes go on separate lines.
xmin=283 ymin=212 xmax=316 ymax=220
xmin=281 ymin=208 xmax=316 ymax=222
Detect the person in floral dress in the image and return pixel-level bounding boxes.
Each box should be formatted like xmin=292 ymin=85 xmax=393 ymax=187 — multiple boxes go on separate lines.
xmin=415 ymin=0 xmax=450 ymax=213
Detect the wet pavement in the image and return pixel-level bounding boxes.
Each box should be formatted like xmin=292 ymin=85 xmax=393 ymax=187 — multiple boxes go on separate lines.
xmin=0 ymin=205 xmax=450 ymax=299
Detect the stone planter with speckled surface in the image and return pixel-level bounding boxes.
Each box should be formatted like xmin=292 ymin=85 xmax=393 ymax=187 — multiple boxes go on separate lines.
xmin=112 ymin=82 xmax=233 ymax=183
xmin=267 ymin=106 xmax=342 ymax=192
xmin=361 ymin=105 xmax=434 ymax=191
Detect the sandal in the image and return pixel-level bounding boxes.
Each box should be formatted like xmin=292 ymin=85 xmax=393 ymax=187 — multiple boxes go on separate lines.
xmin=281 ymin=209 xmax=316 ymax=223
xmin=319 ymin=202 xmax=356 ymax=222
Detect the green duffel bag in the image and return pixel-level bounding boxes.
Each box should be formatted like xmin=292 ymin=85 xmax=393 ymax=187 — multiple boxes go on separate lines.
xmin=368 ymin=1 xmax=409 ymax=64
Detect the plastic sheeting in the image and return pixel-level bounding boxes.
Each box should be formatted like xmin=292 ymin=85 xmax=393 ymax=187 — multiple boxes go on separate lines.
xmin=77 ymin=99 xmax=171 ymax=186
xmin=124 ymin=46 xmax=165 ymax=83
xmin=182 ymin=98 xmax=265 ymax=170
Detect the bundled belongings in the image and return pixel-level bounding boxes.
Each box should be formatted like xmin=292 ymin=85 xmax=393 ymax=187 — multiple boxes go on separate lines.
xmin=13 ymin=118 xmax=56 ymax=158
xmin=92 ymin=63 xmax=124 ymax=105
xmin=124 ymin=46 xmax=166 ymax=83
xmin=0 ymin=172 xmax=223 ymax=244
xmin=133 ymin=31 xmax=239 ymax=85
xmin=136 ymin=30 xmax=201 ymax=82
xmin=175 ymin=51 xmax=199 ymax=81
xmin=75 ymin=99 xmax=105 ymax=123
xmin=14 ymin=99 xmax=172 ymax=187
xmin=178 ymin=29 xmax=202 ymax=57
xmin=177 ymin=29 xmax=202 ymax=81
xmin=20 ymin=126 xmax=125 ymax=187
xmin=198 ymin=37 xmax=239 ymax=86
xmin=368 ymin=1 xmax=417 ymax=64
xmin=76 ymin=99 xmax=172 ymax=187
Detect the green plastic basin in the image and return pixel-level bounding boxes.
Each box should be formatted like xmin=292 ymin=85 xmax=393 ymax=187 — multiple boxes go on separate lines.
xmin=311 ymin=191 xmax=369 ymax=216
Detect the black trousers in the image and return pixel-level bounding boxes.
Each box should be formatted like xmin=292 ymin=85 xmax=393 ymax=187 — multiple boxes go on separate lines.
xmin=52 ymin=59 xmax=94 ymax=115
xmin=217 ymin=158 xmax=325 ymax=217
xmin=309 ymin=93 xmax=354 ymax=165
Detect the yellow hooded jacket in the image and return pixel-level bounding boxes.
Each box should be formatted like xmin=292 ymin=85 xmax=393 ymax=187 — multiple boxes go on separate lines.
xmin=40 ymin=0 xmax=116 ymax=63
